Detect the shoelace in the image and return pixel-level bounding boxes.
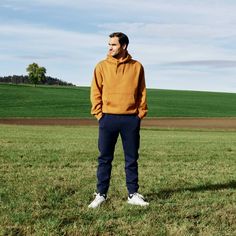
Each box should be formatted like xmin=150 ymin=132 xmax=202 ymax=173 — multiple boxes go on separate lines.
xmin=129 ymin=193 xmax=145 ymax=199
xmin=135 ymin=193 xmax=145 ymax=199
xmin=94 ymin=192 xmax=106 ymax=199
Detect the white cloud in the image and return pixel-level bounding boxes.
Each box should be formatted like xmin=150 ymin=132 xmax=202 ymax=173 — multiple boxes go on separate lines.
xmin=1 ymin=0 xmax=236 ymax=92
xmin=147 ymin=62 xmax=236 ymax=92
xmin=2 ymin=0 xmax=236 ymax=18
xmin=0 ymin=23 xmax=106 ymax=60
xmin=98 ymin=21 xmax=236 ymax=66
xmin=164 ymin=60 xmax=236 ymax=68
xmin=98 ymin=22 xmax=236 ymax=40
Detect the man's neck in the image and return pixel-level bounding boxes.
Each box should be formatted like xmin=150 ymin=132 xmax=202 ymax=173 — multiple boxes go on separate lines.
xmin=114 ymin=51 xmax=127 ymax=61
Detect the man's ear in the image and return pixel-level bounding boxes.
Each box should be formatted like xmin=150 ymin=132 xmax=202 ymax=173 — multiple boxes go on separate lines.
xmin=123 ymin=44 xmax=127 ymax=50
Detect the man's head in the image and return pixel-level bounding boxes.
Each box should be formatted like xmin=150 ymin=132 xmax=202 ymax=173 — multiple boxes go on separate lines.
xmin=108 ymin=32 xmax=129 ymax=59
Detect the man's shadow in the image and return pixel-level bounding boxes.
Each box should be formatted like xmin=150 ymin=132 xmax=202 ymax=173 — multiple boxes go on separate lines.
xmin=147 ymin=180 xmax=236 ymax=200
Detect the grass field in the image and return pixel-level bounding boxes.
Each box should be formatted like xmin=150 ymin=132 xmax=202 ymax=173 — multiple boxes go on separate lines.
xmin=1 ymin=125 xmax=236 ymax=235
xmin=1 ymin=83 xmax=236 ymax=118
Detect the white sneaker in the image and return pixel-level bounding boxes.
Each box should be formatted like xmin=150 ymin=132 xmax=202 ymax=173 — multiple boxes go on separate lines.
xmin=88 ymin=193 xmax=106 ymax=208
xmin=127 ymin=193 xmax=149 ymax=206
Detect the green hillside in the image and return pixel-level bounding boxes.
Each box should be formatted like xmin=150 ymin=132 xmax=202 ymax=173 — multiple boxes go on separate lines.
xmin=0 ymin=83 xmax=236 ymax=118
xmin=147 ymin=88 xmax=236 ymax=117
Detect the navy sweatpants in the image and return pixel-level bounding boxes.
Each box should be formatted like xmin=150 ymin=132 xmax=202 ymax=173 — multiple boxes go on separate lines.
xmin=97 ymin=114 xmax=140 ymax=195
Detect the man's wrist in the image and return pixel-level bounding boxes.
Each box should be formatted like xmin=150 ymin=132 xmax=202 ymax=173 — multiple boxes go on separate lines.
xmin=95 ymin=113 xmax=103 ymax=120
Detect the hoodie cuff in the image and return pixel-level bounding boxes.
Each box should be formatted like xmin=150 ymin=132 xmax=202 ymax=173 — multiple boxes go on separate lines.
xmin=95 ymin=113 xmax=103 ymax=121
xmin=138 ymin=112 xmax=147 ymax=120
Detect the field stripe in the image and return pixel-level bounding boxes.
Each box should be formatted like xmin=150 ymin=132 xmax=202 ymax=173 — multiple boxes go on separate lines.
xmin=1 ymin=118 xmax=236 ymax=129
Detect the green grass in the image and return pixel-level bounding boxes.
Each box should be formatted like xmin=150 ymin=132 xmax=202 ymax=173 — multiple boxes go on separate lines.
xmin=147 ymin=88 xmax=236 ymax=117
xmin=0 ymin=125 xmax=236 ymax=235
xmin=0 ymin=84 xmax=90 ymax=118
xmin=1 ymin=83 xmax=236 ymax=118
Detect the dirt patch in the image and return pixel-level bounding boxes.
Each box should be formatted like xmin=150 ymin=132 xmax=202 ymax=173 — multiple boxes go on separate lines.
xmin=1 ymin=118 xmax=236 ymax=130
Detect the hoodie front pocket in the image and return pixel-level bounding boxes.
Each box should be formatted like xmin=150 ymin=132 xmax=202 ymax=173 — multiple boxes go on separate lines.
xmin=104 ymin=93 xmax=136 ymax=110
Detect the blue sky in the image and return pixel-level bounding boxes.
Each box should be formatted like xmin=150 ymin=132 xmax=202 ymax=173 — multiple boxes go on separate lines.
xmin=1 ymin=0 xmax=236 ymax=93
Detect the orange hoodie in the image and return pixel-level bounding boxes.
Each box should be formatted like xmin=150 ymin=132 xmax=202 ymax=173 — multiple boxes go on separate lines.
xmin=90 ymin=53 xmax=148 ymax=120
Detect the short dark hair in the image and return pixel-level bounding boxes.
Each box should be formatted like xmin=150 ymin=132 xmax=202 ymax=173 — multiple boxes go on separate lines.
xmin=109 ymin=32 xmax=129 ymax=48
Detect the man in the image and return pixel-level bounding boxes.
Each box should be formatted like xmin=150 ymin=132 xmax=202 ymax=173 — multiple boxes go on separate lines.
xmin=89 ymin=32 xmax=149 ymax=208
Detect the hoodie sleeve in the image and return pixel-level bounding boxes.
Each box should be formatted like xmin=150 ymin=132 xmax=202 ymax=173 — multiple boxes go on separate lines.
xmin=137 ymin=65 xmax=148 ymax=119
xmin=90 ymin=63 xmax=103 ymax=120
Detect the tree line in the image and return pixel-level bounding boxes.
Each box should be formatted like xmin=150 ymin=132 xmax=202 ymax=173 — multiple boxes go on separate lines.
xmin=0 ymin=63 xmax=75 ymax=87
xmin=0 ymin=75 xmax=74 ymax=86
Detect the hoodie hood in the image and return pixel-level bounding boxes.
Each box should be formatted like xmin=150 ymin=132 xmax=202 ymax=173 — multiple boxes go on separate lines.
xmin=106 ymin=52 xmax=132 ymax=64
xmin=106 ymin=52 xmax=132 ymax=74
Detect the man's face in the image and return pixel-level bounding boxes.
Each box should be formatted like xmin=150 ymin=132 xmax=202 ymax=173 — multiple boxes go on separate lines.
xmin=108 ymin=37 xmax=125 ymax=57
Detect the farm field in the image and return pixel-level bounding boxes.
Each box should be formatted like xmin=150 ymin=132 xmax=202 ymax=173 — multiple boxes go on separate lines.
xmin=1 ymin=83 xmax=236 ymax=118
xmin=0 ymin=125 xmax=236 ymax=235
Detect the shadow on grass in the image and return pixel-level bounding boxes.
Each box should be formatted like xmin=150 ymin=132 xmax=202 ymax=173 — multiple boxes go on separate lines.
xmin=147 ymin=180 xmax=236 ymax=200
